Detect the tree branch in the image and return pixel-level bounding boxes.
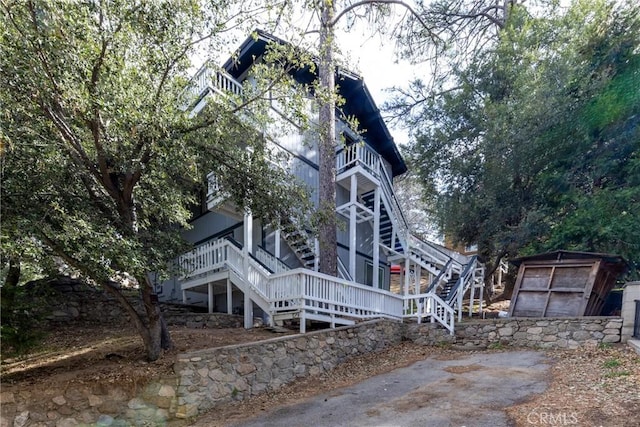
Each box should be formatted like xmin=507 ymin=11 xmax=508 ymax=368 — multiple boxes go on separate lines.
xmin=331 ymin=0 xmax=440 ymax=42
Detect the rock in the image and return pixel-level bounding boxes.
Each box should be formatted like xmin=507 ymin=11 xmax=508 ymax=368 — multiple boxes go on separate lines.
xmin=127 ymin=398 xmax=147 ymax=410
xmin=96 ymin=415 xmax=114 ymax=426
xmin=158 ymin=385 xmax=176 ymax=398
xmin=572 ymin=331 xmax=590 ymax=341
xmin=56 ymin=417 xmax=79 ymax=427
xmin=236 ymin=363 xmax=256 ymax=376
xmin=175 ymin=404 xmax=198 ymax=419
xmin=13 ymin=411 xmax=29 ymax=427
xmin=52 ymin=396 xmax=67 ymax=406
xmin=0 ymin=392 xmax=15 ymax=404
xmin=498 ymin=327 xmax=513 ymax=337
xmin=87 ymin=395 xmax=103 ymax=407
xmin=602 ymin=334 xmax=620 ymax=343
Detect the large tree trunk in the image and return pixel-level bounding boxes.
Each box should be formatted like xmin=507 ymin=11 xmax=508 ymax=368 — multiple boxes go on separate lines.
xmin=102 ymin=277 xmax=172 ymax=361
xmin=317 ymin=1 xmax=338 ymax=277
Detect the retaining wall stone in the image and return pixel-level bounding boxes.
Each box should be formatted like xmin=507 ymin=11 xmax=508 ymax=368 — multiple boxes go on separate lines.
xmin=172 ymin=319 xmax=404 ymax=418
xmin=407 ymin=317 xmax=623 ymax=350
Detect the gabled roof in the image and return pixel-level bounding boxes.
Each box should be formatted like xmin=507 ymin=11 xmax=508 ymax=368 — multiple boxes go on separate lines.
xmin=222 ymin=29 xmax=408 ymax=177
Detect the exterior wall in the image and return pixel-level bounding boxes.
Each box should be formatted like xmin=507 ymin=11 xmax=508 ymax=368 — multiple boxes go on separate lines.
xmin=621 ymin=281 xmax=640 ymax=342
xmin=182 ymin=211 xmax=242 ymax=245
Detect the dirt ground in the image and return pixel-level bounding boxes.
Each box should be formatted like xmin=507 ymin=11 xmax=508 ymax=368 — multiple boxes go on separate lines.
xmin=2 ymin=321 xmax=639 ymax=427
xmin=1 ymin=324 xmax=291 ymax=389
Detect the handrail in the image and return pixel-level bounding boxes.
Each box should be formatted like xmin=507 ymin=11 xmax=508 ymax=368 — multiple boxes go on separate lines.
xmin=182 ymin=62 xmax=243 ymax=108
xmin=337 ymin=256 xmax=352 ymax=281
xmin=256 ymin=246 xmax=290 ymax=274
xmin=445 ymin=255 xmax=478 ymax=304
xmin=404 ymin=292 xmax=455 ymax=334
xmin=425 ymin=258 xmax=453 ymax=294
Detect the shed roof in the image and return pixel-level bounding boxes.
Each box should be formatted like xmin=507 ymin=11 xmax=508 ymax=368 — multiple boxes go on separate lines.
xmin=511 ymin=250 xmax=628 ymax=272
xmin=222 ymin=29 xmax=408 ymax=177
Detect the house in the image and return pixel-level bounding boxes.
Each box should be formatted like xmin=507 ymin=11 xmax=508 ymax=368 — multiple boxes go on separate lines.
xmin=156 ymin=30 xmax=483 ymax=333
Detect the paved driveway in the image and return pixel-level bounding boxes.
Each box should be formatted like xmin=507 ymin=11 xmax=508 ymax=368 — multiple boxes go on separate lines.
xmin=233 ymin=350 xmax=550 ymax=427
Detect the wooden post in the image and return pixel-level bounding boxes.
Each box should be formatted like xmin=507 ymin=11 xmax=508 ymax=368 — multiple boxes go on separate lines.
xmin=349 ymin=174 xmax=357 ymax=281
xmin=226 ymin=278 xmax=232 ymax=314
xmin=208 ymin=283 xmax=214 ymax=314
xmin=404 ymin=257 xmax=410 ymax=297
xmin=373 ymin=187 xmax=380 ymax=289
xmin=243 ymin=211 xmax=253 ymax=329
xmin=275 ymin=228 xmax=281 ymax=258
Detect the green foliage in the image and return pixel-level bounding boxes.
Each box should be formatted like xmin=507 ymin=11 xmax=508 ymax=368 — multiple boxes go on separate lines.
xmin=604 ymin=370 xmax=630 ymax=378
xmin=404 ymin=0 xmax=640 ymax=280
xmin=0 ymin=282 xmax=50 ymax=356
xmin=0 ymin=0 xmax=311 ymax=359
xmin=603 ymin=358 xmax=621 ymax=369
xmin=1 ymin=1 xmax=309 ymax=280
xmin=488 ymin=341 xmax=504 ymax=350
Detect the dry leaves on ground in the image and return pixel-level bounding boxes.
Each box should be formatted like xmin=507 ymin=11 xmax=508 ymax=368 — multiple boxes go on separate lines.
xmin=507 ymin=344 xmax=640 ymax=427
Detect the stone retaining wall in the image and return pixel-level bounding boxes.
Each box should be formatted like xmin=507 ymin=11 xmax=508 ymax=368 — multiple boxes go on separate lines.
xmin=164 ymin=313 xmax=243 ymax=329
xmin=407 ymin=317 xmax=623 ymax=350
xmin=172 ymin=320 xmax=404 ymax=419
xmin=1 ymin=316 xmax=623 ymax=426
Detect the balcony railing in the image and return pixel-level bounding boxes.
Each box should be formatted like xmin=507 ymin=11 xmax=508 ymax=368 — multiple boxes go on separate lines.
xmin=182 ymin=63 xmax=243 ymax=108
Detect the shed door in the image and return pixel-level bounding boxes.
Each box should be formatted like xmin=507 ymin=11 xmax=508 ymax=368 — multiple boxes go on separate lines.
xmin=509 ymin=261 xmax=599 ymax=317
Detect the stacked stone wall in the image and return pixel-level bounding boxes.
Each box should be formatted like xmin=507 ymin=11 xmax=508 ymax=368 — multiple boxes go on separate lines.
xmin=407 ymin=317 xmax=623 ymax=350
xmin=172 ymin=320 xmax=404 ymax=418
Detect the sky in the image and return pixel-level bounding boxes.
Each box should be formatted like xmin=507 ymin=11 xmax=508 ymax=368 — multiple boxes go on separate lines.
xmin=336 ymin=29 xmax=419 ymax=146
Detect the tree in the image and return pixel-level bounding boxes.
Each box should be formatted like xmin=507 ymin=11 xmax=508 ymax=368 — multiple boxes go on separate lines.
xmin=267 ymin=1 xmax=438 ymax=276
xmin=1 ymin=0 xmax=309 ymax=360
xmin=404 ymin=0 xmax=640 ymax=291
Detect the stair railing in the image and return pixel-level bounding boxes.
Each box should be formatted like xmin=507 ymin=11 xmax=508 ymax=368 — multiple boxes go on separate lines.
xmin=256 ymin=246 xmax=290 ymax=274
xmin=404 ymin=292 xmax=455 ymax=335
xmin=377 ymin=161 xmax=410 ymax=252
xmin=337 ymin=256 xmax=353 ymax=281
xmin=425 ymin=258 xmax=454 ymax=294
xmin=446 ymin=256 xmax=479 ymax=320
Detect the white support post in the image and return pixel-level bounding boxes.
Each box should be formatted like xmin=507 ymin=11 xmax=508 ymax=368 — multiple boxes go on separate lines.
xmin=457 ymin=283 xmax=463 ymax=322
xmin=372 ymin=187 xmax=381 ymax=289
xmin=469 ymin=280 xmax=475 ymax=317
xmin=182 ymin=290 xmax=187 ymax=304
xmin=226 ymin=278 xmax=232 ymax=314
xmin=479 ymin=273 xmax=485 ymax=317
xmin=208 ymin=283 xmax=214 ymax=314
xmin=274 ymin=228 xmax=281 ymax=259
xmin=243 ymin=211 xmax=254 ymax=329
xmin=414 ymin=264 xmax=421 ymax=295
xmin=404 ymin=257 xmax=410 ymax=297
xmin=349 ymin=174 xmax=357 ymax=281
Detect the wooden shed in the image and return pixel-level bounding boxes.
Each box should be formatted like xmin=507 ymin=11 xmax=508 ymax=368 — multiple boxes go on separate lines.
xmin=508 ymin=251 xmax=628 ymax=317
